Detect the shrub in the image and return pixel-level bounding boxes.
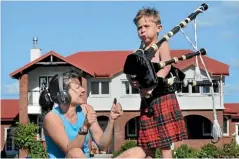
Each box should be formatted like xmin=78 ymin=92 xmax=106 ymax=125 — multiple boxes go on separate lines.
xmin=155 ymin=149 xmax=162 ymax=158
xmin=197 ymin=143 xmax=221 ymax=158
xmin=173 ymin=144 xmax=198 ymax=158
xmin=12 ymin=122 xmax=47 ymax=158
xmin=219 ymin=136 xmax=239 ymax=158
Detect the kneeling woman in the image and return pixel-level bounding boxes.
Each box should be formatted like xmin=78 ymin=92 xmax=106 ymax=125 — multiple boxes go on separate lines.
xmin=39 ymin=69 xmax=146 ymax=158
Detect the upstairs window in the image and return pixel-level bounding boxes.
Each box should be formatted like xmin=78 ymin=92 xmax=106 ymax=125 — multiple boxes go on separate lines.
xmin=178 ymin=79 xmax=220 ymax=95
xmin=122 ymin=81 xmax=139 ymax=95
xmin=90 ymin=81 xmax=110 ymax=95
xmin=39 ymin=76 xmax=53 ymax=91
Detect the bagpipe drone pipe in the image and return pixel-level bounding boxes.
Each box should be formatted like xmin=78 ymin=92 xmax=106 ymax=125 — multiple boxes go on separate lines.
xmin=123 ymin=3 xmax=209 ymax=93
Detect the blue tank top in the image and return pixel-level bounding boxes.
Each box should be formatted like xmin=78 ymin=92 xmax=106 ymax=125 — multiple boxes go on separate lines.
xmin=45 ymin=106 xmax=90 ymax=158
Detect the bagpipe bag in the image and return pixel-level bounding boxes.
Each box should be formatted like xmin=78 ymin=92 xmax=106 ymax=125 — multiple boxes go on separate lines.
xmin=123 ymin=51 xmax=158 ymax=89
xmin=123 ymin=51 xmax=186 ymax=94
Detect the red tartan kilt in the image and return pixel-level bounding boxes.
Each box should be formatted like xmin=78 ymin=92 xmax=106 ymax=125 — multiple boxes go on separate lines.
xmin=137 ymin=93 xmax=188 ymax=149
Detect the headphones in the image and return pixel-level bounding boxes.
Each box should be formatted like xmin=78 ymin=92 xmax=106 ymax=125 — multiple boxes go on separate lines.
xmin=56 ymin=73 xmax=71 ymax=105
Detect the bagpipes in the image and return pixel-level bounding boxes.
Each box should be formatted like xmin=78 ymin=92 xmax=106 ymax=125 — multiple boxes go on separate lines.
xmin=123 ymin=3 xmax=209 ymax=94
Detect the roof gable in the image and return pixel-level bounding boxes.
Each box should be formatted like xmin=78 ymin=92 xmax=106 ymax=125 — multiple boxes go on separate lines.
xmin=10 ymin=51 xmax=95 ymax=79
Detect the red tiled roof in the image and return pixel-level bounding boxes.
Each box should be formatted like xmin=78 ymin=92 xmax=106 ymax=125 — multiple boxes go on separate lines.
xmin=224 ymin=103 xmax=239 ymax=114
xmin=171 ymin=50 xmax=229 ymax=76
xmin=1 ymin=99 xmax=19 ymax=121
xmin=66 ymin=51 xmax=133 ymax=77
xmin=66 ymin=50 xmax=229 ymax=77
xmin=10 ymin=49 xmax=229 ymax=79
xmin=224 ymin=103 xmax=239 ymax=118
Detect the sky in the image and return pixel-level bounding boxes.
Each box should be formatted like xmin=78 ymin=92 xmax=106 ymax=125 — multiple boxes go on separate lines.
xmin=1 ymin=1 xmax=239 ymax=103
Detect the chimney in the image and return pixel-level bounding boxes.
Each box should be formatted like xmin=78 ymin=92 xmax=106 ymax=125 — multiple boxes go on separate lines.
xmin=30 ymin=37 xmax=41 ymax=62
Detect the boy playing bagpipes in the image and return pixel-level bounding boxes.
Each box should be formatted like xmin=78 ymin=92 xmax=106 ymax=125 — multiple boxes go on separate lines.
xmin=126 ymin=7 xmax=188 ymax=158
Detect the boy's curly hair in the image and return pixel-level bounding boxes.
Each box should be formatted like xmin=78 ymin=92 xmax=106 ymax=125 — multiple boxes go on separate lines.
xmin=133 ymin=7 xmax=161 ymax=25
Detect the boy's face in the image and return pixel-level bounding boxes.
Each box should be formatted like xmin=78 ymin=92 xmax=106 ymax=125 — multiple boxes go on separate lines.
xmin=136 ymin=16 xmax=162 ymax=45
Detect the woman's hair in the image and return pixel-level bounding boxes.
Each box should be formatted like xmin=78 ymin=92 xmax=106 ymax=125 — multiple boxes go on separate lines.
xmin=39 ymin=68 xmax=83 ymax=114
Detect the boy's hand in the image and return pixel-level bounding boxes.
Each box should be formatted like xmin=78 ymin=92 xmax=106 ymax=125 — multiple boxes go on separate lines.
xmin=130 ymin=80 xmax=140 ymax=88
xmin=140 ymin=87 xmax=154 ymax=97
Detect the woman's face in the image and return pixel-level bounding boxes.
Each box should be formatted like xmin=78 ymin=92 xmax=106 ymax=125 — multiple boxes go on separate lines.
xmin=68 ymin=78 xmax=86 ymax=106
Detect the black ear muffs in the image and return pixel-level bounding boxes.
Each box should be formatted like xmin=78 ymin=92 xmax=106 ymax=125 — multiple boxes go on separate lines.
xmin=57 ymin=73 xmax=71 ymax=105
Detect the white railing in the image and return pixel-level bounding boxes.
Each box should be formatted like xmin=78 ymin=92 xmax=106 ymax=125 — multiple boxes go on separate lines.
xmin=28 ymin=91 xmax=40 ymax=106
xmin=28 ymin=91 xmax=42 ymax=114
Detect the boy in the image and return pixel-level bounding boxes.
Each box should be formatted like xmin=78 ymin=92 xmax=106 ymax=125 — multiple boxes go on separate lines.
xmin=128 ymin=7 xmax=188 ymax=158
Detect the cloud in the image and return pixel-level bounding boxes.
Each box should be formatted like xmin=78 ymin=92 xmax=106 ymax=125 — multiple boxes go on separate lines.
xmin=2 ymin=82 xmax=19 ymax=95
xmin=224 ymin=83 xmax=239 ymax=96
xmin=197 ymin=2 xmax=239 ymax=27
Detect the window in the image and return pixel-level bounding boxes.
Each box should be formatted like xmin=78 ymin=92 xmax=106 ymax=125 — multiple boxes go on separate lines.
xmin=223 ymin=116 xmax=229 ymax=136
xmin=101 ymin=81 xmax=109 ymax=94
xmin=192 ymin=86 xmax=200 ymax=93
xmin=126 ymin=118 xmax=138 ymax=138
xmin=202 ymin=86 xmax=210 ymax=94
xmin=122 ymin=81 xmax=139 ymax=95
xmin=202 ymin=119 xmax=212 ymax=136
xmin=181 ymin=85 xmax=189 ymax=93
xmin=236 ymin=124 xmax=239 ymax=137
xmin=201 ymin=80 xmax=219 ymax=94
xmin=39 ymin=76 xmax=53 ymax=91
xmin=213 ymin=81 xmax=219 ymax=93
xmin=179 ymin=79 xmax=220 ymax=95
xmin=5 ymin=128 xmax=18 ymax=154
xmin=37 ymin=115 xmax=45 ymax=140
xmin=90 ymin=81 xmax=110 ymax=95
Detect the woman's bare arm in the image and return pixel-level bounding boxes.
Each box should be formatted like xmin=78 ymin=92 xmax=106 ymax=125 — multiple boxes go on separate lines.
xmin=43 ymin=112 xmax=88 ymax=155
xmin=84 ymin=104 xmax=115 ymax=151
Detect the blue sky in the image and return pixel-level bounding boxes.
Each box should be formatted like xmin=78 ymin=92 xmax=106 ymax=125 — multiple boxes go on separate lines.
xmin=1 ymin=1 xmax=239 ymax=102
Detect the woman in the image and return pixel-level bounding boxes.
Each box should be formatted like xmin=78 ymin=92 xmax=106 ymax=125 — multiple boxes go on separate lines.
xmin=39 ymin=69 xmax=146 ymax=158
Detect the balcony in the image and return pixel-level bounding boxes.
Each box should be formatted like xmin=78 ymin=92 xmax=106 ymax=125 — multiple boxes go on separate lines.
xmin=28 ymin=91 xmax=41 ymax=114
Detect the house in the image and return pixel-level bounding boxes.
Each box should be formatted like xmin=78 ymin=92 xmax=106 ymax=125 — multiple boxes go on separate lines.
xmin=1 ymin=99 xmax=19 ymax=158
xmin=1 ymin=38 xmax=239 ymax=157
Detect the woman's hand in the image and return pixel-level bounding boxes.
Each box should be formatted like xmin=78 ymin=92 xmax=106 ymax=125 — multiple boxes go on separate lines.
xmin=109 ymin=100 xmax=123 ymax=121
xmin=83 ymin=106 xmax=97 ymax=128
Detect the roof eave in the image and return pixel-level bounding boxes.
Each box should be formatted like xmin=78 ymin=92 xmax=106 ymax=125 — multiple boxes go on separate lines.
xmin=1 ymin=118 xmax=15 ymax=121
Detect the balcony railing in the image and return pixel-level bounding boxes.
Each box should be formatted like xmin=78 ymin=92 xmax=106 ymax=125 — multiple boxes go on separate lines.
xmin=28 ymin=91 xmax=40 ymax=106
